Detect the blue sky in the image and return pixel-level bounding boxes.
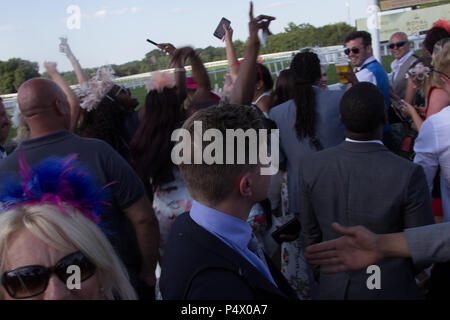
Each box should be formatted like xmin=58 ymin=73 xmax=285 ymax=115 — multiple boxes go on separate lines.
xmin=0 ymin=0 xmax=370 ymax=72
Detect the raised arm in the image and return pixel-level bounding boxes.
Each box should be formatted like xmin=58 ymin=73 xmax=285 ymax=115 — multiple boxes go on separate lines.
xmin=159 ymin=43 xmax=187 ymax=103
xmin=223 ymin=24 xmax=240 ymax=82
xmin=230 ymin=2 xmax=275 ymax=105
xmin=188 ymin=48 xmax=212 ymax=106
xmin=60 ymin=41 xmax=89 ymax=85
xmin=44 ymin=62 xmax=80 ymax=132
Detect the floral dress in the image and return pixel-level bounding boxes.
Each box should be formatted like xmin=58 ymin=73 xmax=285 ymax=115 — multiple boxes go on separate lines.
xmin=279 ymin=176 xmax=312 ymax=300
xmin=152 ymin=169 xmax=193 ymax=257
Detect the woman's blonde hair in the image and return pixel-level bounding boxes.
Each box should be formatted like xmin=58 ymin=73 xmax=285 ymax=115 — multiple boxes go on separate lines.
xmin=0 ymin=204 xmax=137 ymax=300
xmin=432 ymin=41 xmax=450 ymax=88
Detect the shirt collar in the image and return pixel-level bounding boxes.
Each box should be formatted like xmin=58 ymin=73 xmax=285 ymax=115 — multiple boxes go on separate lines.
xmin=190 ymin=200 xmax=252 ymax=251
xmin=345 ymin=137 xmax=384 ymax=145
xmin=391 ymin=50 xmax=414 ymax=70
xmin=360 ymin=56 xmax=376 ymax=68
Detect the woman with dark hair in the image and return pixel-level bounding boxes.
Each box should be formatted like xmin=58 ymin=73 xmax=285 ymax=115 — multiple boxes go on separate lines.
xmin=252 ymin=63 xmax=274 ymax=116
xmin=78 ymin=83 xmax=138 ymax=161
xmin=269 ymin=52 xmax=346 ymax=299
xmin=130 ymin=71 xmax=192 ymax=259
xmin=423 ymin=20 xmax=450 ymax=57
xmin=271 ymin=69 xmax=295 ymax=107
xmin=270 ymin=51 xmax=345 ymax=214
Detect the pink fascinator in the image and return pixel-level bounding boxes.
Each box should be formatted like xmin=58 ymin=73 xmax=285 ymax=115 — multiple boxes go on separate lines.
xmin=433 ymin=20 xmax=450 ymax=34
xmin=146 ymin=71 xmax=176 ymax=93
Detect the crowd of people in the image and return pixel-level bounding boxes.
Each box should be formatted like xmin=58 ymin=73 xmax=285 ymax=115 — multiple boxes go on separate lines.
xmin=0 ymin=2 xmax=450 ymax=300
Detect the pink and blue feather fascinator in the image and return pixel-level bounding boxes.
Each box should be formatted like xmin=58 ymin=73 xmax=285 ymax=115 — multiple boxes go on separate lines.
xmin=0 ymin=150 xmax=114 ymax=225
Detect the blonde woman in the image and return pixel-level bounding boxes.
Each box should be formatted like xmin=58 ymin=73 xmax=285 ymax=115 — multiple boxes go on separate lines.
xmin=401 ymin=42 xmax=450 ymax=131
xmin=0 ymin=155 xmax=137 ymax=300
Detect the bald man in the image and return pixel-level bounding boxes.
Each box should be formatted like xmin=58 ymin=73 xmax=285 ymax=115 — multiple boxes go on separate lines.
xmin=0 ymin=78 xmax=160 ymax=299
xmin=389 ymin=32 xmax=418 ymax=100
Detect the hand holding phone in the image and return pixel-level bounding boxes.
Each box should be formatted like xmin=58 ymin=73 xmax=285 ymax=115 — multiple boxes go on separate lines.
xmin=214 ymin=17 xmax=231 ymax=40
xmin=271 ymin=218 xmax=301 ymax=244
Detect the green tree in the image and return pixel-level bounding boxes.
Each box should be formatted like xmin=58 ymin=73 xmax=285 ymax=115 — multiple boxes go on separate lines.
xmin=0 ymin=58 xmax=40 ymax=94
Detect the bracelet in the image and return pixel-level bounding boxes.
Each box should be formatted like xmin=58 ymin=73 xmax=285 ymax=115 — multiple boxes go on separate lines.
xmin=174 ymin=68 xmax=186 ymax=73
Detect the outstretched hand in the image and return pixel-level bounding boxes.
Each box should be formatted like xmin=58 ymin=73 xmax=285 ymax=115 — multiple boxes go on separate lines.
xmin=304 ymin=223 xmax=383 ymax=274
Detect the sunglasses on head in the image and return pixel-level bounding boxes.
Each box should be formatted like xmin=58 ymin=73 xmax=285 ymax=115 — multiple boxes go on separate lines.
xmin=344 ymin=47 xmax=360 ymax=55
xmin=388 ymin=41 xmax=407 ymax=49
xmin=1 ymin=251 xmax=96 ymax=299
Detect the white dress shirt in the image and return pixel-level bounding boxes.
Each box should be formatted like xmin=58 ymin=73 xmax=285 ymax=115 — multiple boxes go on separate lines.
xmin=390 ymin=50 xmax=415 ymax=82
xmin=414 ymin=106 xmax=450 ymax=221
xmin=355 ymin=56 xmax=377 ymax=86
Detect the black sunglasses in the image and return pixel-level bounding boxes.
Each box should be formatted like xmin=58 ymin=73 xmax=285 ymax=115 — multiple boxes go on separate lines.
xmin=1 ymin=251 xmax=96 ymax=299
xmin=344 ymin=47 xmax=360 ymax=55
xmin=388 ymin=41 xmax=407 ymax=49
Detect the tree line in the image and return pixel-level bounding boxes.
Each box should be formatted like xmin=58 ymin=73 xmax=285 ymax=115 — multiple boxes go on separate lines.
xmin=1 ymin=22 xmax=355 ymax=94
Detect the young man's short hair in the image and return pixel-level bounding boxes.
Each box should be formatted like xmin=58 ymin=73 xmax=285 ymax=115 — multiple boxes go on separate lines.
xmin=340 ymin=82 xmax=386 ymax=134
xmin=345 ymin=31 xmax=372 ymax=47
xmin=178 ymin=104 xmax=265 ymax=205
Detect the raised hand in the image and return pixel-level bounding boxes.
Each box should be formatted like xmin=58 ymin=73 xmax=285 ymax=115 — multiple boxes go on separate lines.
xmin=43 ymin=61 xmax=58 ymax=74
xmin=59 ymin=41 xmax=73 ymax=58
xmin=222 ymin=23 xmax=233 ymax=42
xmin=170 ymin=46 xmax=195 ymax=68
xmin=248 ymin=1 xmax=275 ymax=42
xmin=157 ymin=43 xmax=176 ymax=56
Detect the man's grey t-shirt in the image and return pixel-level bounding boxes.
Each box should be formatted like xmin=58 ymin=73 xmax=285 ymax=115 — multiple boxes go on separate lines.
xmin=0 ymin=131 xmax=145 ymax=274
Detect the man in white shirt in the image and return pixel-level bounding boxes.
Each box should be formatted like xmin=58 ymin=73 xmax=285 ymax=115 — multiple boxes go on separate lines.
xmin=389 ymin=32 xmax=418 ymax=100
xmin=343 ymin=31 xmax=392 ymax=149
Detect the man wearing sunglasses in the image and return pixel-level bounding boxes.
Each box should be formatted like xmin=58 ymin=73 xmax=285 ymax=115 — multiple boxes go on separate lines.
xmin=389 ymin=32 xmax=418 ymax=101
xmin=343 ymin=31 xmax=392 ymax=149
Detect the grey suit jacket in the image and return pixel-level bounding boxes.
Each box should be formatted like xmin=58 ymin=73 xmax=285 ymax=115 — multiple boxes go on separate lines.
xmin=269 ymin=87 xmax=345 ymax=214
xmin=405 ymin=222 xmax=450 ymax=266
xmin=299 ymin=141 xmax=435 ymax=299
xmin=390 ymin=54 xmax=418 ymax=99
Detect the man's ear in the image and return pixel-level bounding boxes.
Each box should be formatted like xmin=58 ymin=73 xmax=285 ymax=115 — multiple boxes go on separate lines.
xmin=54 ymin=98 xmax=65 ymax=116
xmin=238 ymin=173 xmax=253 ymax=198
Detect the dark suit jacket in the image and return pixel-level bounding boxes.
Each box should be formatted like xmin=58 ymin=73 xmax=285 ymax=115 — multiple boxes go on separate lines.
xmin=160 ymin=213 xmax=298 ymax=300
xmin=299 ymin=141 xmax=435 ymax=299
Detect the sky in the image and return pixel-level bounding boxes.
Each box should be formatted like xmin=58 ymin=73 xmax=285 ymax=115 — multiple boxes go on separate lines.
xmin=0 ymin=0 xmax=373 ymax=73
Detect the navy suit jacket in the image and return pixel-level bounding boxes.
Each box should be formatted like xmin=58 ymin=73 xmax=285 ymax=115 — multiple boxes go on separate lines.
xmin=160 ymin=213 xmax=298 ymax=300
